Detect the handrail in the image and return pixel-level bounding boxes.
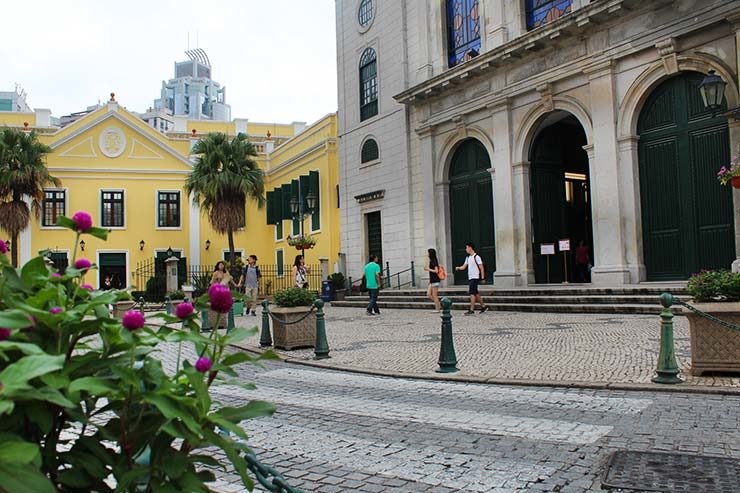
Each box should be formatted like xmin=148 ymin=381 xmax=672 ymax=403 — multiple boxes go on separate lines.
xmin=348 ymin=262 xmax=416 ymax=291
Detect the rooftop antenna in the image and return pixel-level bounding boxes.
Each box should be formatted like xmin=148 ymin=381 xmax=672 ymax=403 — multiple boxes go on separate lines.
xmin=187 ymin=31 xmax=190 ymax=50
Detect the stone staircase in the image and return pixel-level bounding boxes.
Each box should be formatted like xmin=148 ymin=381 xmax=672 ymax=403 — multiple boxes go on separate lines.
xmin=330 ymin=285 xmax=689 ymax=314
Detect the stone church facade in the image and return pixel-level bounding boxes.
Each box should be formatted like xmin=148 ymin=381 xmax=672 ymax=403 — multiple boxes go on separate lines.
xmin=336 ymin=0 xmax=740 ymax=286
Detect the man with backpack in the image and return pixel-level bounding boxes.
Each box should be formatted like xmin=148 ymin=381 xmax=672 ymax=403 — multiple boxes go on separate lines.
xmin=455 ymin=242 xmax=489 ymax=315
xmin=238 ymin=255 xmax=262 ymax=316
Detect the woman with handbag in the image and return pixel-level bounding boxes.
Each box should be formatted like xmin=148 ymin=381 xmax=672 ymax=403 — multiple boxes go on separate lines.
xmin=424 ymin=248 xmax=442 ymax=313
xmin=291 ymin=255 xmax=310 ymax=289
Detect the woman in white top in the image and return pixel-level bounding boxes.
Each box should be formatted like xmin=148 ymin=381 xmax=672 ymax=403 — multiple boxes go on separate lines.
xmin=291 ymin=255 xmax=310 ymax=289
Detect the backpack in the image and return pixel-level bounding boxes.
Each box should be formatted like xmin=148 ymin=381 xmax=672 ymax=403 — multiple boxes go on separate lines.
xmin=437 ymin=265 xmax=447 ymax=281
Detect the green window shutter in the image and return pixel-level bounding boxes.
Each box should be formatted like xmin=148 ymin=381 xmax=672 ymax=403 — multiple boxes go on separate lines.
xmin=266 ymin=191 xmax=275 ymax=224
xmin=274 ymin=187 xmax=283 ymax=224
xmin=299 ymin=175 xmax=310 ymax=210
xmin=277 ymin=250 xmax=284 ymax=276
xmin=281 ymin=184 xmax=292 ymax=220
xmin=309 ymin=170 xmax=320 ymax=231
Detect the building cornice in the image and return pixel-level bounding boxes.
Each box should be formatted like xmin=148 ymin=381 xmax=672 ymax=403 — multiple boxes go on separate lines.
xmin=394 ymin=0 xmax=668 ymax=105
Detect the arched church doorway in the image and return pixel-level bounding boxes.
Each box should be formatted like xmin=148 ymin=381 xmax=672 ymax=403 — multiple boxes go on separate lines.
xmin=449 ymin=138 xmax=495 ymax=285
xmin=530 ymin=111 xmax=593 ymax=283
xmin=638 ymin=71 xmax=734 ymax=280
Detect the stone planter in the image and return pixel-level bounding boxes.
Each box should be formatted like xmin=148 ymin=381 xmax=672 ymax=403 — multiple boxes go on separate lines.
xmin=233 ymin=301 xmax=245 ymax=316
xmin=335 ymin=289 xmax=347 ymax=301
xmin=686 ymin=302 xmax=740 ymax=376
xmin=271 ymin=305 xmax=315 ymax=350
xmin=113 ymin=300 xmax=136 ymax=318
xmin=207 ymin=309 xmax=228 ymax=329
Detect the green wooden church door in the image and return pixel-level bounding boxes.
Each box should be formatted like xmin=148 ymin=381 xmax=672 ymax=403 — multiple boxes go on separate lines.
xmin=638 ymin=72 xmax=734 ymax=280
xmin=449 ymin=139 xmax=495 ymax=285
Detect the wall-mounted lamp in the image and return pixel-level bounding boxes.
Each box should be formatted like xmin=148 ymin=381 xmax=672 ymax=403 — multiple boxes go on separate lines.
xmin=79 ymin=240 xmax=86 ymax=252
xmin=699 ymin=70 xmax=740 ymax=119
xmin=139 ymin=240 xmax=145 ymax=251
xmin=205 ymin=239 xmax=211 ymax=250
xmin=166 ymin=246 xmax=174 ymax=258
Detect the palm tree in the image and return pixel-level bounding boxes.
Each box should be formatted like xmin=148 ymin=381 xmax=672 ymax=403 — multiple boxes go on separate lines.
xmin=185 ymin=132 xmax=265 ymax=268
xmin=0 ymin=128 xmax=59 ymax=267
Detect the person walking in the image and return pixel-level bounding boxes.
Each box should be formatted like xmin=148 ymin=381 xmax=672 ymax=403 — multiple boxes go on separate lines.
xmin=424 ymin=248 xmax=442 ymax=313
xmin=575 ymin=240 xmax=590 ymax=283
xmin=455 ymin=242 xmax=488 ymax=315
xmin=211 ymin=261 xmax=235 ymax=288
xmin=292 ymin=255 xmax=310 ymax=289
xmin=238 ymin=254 xmax=262 ymax=316
xmin=364 ymin=255 xmax=382 ymax=315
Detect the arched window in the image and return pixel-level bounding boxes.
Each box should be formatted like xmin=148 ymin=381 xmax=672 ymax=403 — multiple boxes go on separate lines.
xmin=525 ymin=0 xmax=572 ymax=31
xmin=446 ymin=0 xmax=481 ymax=68
xmin=361 ymin=138 xmax=379 ymax=163
xmin=358 ymin=0 xmax=374 ymax=27
xmin=359 ymin=48 xmax=378 ymax=121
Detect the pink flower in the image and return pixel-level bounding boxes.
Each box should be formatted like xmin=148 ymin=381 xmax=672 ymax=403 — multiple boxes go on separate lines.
xmin=195 ymin=357 xmax=212 ymax=373
xmin=0 ymin=328 xmax=10 ymax=341
xmin=80 ymin=283 xmax=94 ymax=291
xmin=75 ymin=258 xmax=91 ymax=270
xmin=122 ymin=310 xmax=145 ymax=331
xmin=49 ymin=307 xmax=63 ymax=315
xmin=208 ymin=284 xmax=233 ymax=313
xmin=51 ymin=273 xmax=62 ymax=278
xmin=0 ymin=241 xmax=7 ymax=255
xmin=71 ymin=211 xmax=93 ymax=232
xmin=175 ymin=302 xmax=194 ymax=319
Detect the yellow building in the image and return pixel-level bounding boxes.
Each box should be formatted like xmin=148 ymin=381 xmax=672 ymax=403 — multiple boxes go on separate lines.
xmin=0 ymin=97 xmax=339 ymax=293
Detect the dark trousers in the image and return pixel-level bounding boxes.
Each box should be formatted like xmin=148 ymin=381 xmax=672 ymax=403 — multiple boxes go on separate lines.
xmin=367 ymin=289 xmax=379 ymax=314
xmin=576 ymin=263 xmax=590 ymax=283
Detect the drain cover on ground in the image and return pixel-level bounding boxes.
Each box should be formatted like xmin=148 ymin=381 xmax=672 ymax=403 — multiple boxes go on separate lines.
xmin=602 ymin=451 xmax=740 ymax=492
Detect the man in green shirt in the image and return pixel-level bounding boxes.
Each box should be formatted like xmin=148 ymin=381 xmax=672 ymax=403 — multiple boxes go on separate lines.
xmin=364 ymin=255 xmax=382 ymax=315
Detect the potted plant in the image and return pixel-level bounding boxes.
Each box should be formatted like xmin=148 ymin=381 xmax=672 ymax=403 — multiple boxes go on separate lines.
xmin=328 ymin=272 xmax=347 ymax=301
xmin=270 ymin=287 xmax=316 ymax=350
xmin=684 ymin=269 xmax=740 ymax=375
xmin=716 ymin=156 xmax=740 ymax=188
xmin=287 ymin=234 xmax=317 ymax=250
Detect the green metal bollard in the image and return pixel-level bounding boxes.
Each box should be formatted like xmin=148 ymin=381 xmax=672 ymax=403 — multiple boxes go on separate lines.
xmin=201 ymin=309 xmax=211 ymax=332
xmin=437 ymin=298 xmax=458 ymax=373
xmin=227 ymin=306 xmax=235 ymax=333
xmin=652 ymin=293 xmax=682 ymax=384
xmin=314 ymin=299 xmax=330 ymax=360
xmin=165 ymin=294 xmax=172 ymax=315
xmin=138 ymin=297 xmax=146 ymax=313
xmin=260 ymin=299 xmax=272 ymax=347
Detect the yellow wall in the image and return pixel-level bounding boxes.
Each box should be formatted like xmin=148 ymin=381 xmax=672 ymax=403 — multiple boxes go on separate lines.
xmin=0 ymin=103 xmax=340 ymax=290
xmin=0 ymin=111 xmax=36 ymax=127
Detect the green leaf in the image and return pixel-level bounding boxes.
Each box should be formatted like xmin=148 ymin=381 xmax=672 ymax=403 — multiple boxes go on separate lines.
xmin=214 ymin=400 xmax=276 ymax=423
xmin=69 ymin=376 xmax=115 ymax=396
xmin=223 ymin=326 xmax=256 ymax=345
xmin=0 ymin=310 xmax=34 ymax=330
xmin=0 ymin=462 xmax=55 ymax=493
xmin=162 ymin=451 xmax=188 ymax=480
xmin=0 ymin=341 xmax=43 ymax=355
xmin=0 ymin=400 xmax=14 ymax=415
xmin=56 ymin=215 xmax=77 ymax=231
xmin=1 ymin=265 xmax=27 ymax=293
xmin=23 ymin=387 xmax=75 ymax=408
xmin=56 ymin=468 xmax=93 ymax=489
xmin=115 ymin=465 xmax=149 ymax=492
xmin=143 ymin=394 xmax=201 ymax=435
xmin=0 ymin=436 xmax=40 ymax=464
xmin=220 ymin=352 xmax=256 ymax=367
xmin=0 ymin=354 xmax=65 ymax=394
xmin=20 ymin=256 xmax=49 ymax=285
xmin=86 ymin=226 xmax=108 ymax=240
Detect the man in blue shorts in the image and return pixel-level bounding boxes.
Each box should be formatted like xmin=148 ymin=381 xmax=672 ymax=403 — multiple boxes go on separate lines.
xmin=455 ymin=242 xmax=488 ymax=315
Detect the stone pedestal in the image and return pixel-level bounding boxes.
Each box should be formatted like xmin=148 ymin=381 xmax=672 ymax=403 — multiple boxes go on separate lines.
xmin=165 ymin=257 xmax=179 ymax=293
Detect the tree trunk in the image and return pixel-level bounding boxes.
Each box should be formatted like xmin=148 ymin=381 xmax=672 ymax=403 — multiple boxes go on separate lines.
xmin=227 ymin=226 xmax=236 ymax=272
xmin=11 ymin=232 xmax=18 ymax=268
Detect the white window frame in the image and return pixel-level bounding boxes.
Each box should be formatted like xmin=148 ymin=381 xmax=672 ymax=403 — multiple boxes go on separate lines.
xmin=359 ymin=135 xmax=381 ymax=169
xmin=99 ymin=188 xmax=126 ymax=230
xmin=155 ymin=189 xmax=183 ymax=230
xmin=40 ymin=187 xmax=69 ymax=230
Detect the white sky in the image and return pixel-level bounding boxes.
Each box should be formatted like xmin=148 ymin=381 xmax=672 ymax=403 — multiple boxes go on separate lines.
xmin=1 ymin=0 xmax=338 ymax=125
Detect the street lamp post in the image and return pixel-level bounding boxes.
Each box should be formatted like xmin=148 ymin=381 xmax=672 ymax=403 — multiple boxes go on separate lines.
xmin=289 ymin=188 xmax=317 ymax=259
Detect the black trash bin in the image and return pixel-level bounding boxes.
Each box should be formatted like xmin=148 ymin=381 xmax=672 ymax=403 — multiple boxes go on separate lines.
xmin=321 ymin=280 xmax=335 ymax=302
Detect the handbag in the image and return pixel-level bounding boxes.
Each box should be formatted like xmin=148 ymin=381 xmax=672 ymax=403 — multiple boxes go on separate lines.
xmin=437 ymin=265 xmax=447 ymax=281
xmin=360 ymin=275 xmax=368 ymax=292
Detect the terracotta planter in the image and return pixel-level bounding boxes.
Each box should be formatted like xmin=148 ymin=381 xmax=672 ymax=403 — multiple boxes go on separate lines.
xmin=686 ymin=302 xmax=740 ymax=376
xmin=271 ymin=305 xmax=315 ymax=350
xmin=732 ymin=176 xmax=740 ymax=189
xmin=113 ymin=300 xmax=136 ymax=319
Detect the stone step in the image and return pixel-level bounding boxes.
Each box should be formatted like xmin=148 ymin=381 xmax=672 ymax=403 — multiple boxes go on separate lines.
xmin=340 ymin=294 xmax=688 ymax=305
xmin=346 ymin=286 xmax=687 ymax=297
xmin=330 ymin=300 xmax=675 ymax=315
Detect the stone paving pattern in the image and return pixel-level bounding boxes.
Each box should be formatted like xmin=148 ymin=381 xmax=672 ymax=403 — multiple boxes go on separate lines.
xmin=153 ymin=343 xmax=740 ymax=492
xmin=236 ymin=306 xmax=740 ymax=388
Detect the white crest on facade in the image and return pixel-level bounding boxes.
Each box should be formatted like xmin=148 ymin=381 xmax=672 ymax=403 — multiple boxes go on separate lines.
xmin=99 ymin=127 xmax=126 ymax=158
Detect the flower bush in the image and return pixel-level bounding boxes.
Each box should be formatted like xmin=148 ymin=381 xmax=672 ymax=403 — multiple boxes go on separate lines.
xmin=686 ymin=269 xmax=740 ymax=302
xmin=716 ymin=155 xmax=740 ymax=185
xmin=273 ymin=287 xmax=316 ymax=307
xmin=0 ymin=212 xmax=276 ymax=492
xmin=286 ymin=234 xmax=317 ymax=249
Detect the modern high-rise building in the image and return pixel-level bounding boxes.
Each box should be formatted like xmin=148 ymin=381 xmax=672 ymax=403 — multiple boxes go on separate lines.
xmin=153 ymin=49 xmax=231 ymax=121
xmin=0 ymin=86 xmax=32 ymax=113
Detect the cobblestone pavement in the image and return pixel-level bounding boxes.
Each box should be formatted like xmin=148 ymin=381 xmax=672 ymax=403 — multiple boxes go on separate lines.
xmin=235 ymin=307 xmax=740 ymax=389
xmin=155 ymin=343 xmax=740 ymax=493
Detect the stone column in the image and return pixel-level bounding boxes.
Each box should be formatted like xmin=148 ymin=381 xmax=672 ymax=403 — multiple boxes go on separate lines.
xmin=585 ymin=61 xmax=631 ymax=285
xmin=319 ymin=257 xmax=329 ymax=281
xmin=435 ymin=181 xmax=452 ymax=286
xmin=730 ymin=121 xmax=740 ymax=272
xmin=19 ymin=195 xmax=32 ymax=265
xmin=617 ymin=134 xmax=646 ymax=282
xmin=512 ymin=161 xmax=535 ymax=285
xmin=188 ymin=193 xmax=201 ymax=267
xmin=483 ymin=0 xmax=508 ymax=48
xmin=490 ymin=100 xmax=520 ymax=286
xmin=165 ymin=257 xmax=179 ymax=293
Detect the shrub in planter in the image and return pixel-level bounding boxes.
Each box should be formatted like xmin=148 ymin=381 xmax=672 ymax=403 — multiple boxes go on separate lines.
xmin=271 ymin=287 xmax=316 ymax=350
xmin=684 ymin=270 xmax=740 ymax=375
xmin=169 ymin=289 xmax=186 ymax=300
xmin=327 ymin=272 xmax=346 ymax=301
xmin=0 ymin=213 xmax=277 ymax=491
